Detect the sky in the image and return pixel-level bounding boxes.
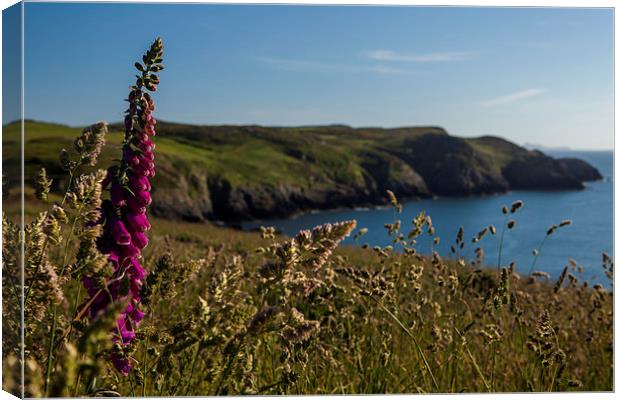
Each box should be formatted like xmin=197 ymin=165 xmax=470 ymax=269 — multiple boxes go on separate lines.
xmin=9 ymin=4 xmax=615 ymax=149
xmin=2 ymin=3 xmax=20 ymax=125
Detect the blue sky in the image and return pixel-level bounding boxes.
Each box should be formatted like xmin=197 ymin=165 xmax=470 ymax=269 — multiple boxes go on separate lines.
xmin=16 ymin=4 xmax=614 ymax=149
xmin=2 ymin=3 xmax=20 ymax=125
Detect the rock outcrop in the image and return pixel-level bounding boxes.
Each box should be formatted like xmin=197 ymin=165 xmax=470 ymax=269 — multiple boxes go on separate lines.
xmin=143 ymin=124 xmax=603 ymax=222
xmin=11 ymin=121 xmax=603 ymax=223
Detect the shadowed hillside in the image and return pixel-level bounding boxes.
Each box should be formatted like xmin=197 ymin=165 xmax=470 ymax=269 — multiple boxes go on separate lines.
xmin=3 ymin=121 xmax=601 ymax=222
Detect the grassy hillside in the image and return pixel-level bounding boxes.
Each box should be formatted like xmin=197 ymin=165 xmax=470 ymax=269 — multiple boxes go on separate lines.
xmin=3 ymin=120 xmax=601 ymax=222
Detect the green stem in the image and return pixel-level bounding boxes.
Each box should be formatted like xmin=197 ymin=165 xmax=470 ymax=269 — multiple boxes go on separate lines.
xmin=44 ymin=312 xmax=58 ymax=395
xmin=491 ymin=341 xmax=497 ymax=391
xmin=142 ymin=339 xmax=148 ymax=397
xmin=369 ymin=296 xmax=439 ymax=391
xmin=73 ymin=369 xmax=82 ymax=397
xmin=182 ymin=343 xmax=201 ymax=395
xmin=65 ymin=284 xmax=83 ymax=344
xmin=454 ymin=327 xmax=492 ymax=392
xmin=43 ymin=213 xmax=80 ymax=393
xmin=527 ymin=235 xmax=549 ymax=276
xmin=214 ymin=334 xmax=245 ymax=395
xmin=497 ymin=218 xmax=507 ymax=271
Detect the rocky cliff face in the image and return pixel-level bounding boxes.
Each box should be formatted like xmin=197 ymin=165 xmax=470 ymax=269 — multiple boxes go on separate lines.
xmin=557 ymin=158 xmax=603 ymax=182
xmin=10 ymin=121 xmax=603 ymax=224
xmin=144 ymin=125 xmax=603 ymax=222
xmin=396 ymin=134 xmax=510 ymax=195
xmin=502 ymin=155 xmax=584 ymax=190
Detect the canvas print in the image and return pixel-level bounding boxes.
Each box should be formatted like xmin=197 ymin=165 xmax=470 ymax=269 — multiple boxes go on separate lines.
xmin=1 ymin=2 xmax=613 ymax=397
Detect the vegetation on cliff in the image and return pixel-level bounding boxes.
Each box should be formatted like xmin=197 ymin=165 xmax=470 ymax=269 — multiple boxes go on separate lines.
xmin=3 ymin=121 xmax=601 ymax=223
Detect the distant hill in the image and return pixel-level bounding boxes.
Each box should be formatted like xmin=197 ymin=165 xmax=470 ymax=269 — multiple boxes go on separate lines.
xmin=523 ymin=143 xmax=572 ymax=152
xmin=3 ymin=121 xmax=602 ymax=222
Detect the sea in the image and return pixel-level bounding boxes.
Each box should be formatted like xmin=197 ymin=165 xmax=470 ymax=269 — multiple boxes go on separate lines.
xmin=243 ymin=151 xmax=613 ymax=285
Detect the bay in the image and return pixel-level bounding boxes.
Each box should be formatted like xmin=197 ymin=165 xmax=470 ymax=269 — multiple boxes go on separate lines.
xmin=243 ymin=150 xmax=613 ymax=284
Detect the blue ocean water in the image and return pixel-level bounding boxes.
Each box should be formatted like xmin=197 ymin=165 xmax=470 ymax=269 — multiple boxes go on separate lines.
xmin=244 ymin=151 xmax=613 ymax=284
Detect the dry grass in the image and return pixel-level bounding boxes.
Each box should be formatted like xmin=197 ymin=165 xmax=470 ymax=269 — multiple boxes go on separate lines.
xmin=2 ymin=187 xmax=613 ymax=396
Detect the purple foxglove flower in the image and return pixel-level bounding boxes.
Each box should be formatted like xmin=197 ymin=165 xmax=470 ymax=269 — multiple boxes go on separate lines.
xmin=123 ymin=147 xmax=140 ymax=166
xmin=128 ymin=258 xmax=146 ymax=280
xmin=125 ymin=212 xmax=150 ymax=232
xmin=111 ymin=354 xmax=132 ymax=376
xmin=110 ymin=183 xmax=126 ymax=207
xmin=110 ymin=218 xmax=131 ymax=246
xmin=131 ymin=230 xmax=149 ymax=249
xmin=129 ymin=175 xmax=151 ymax=192
xmin=82 ymin=38 xmax=163 ymax=375
xmin=132 ymin=162 xmax=151 ymax=178
xmin=146 ymin=139 xmax=155 ymax=150
xmin=122 ymin=243 xmax=141 ymax=259
xmin=131 ymin=308 xmax=144 ymax=323
xmin=128 ymin=303 xmax=145 ymax=322
xmin=81 ymin=276 xmax=95 ymax=294
xmin=96 ymin=235 xmax=117 ymax=259
xmin=133 ymin=132 xmax=149 ymax=143
xmin=126 ymin=196 xmax=147 ymax=214
xmin=137 ymin=140 xmax=154 ymax=153
xmin=145 ymin=124 xmax=156 ymax=136
xmin=129 ymin=279 xmax=142 ymax=296
xmin=142 ymin=150 xmax=155 ymax=161
xmin=138 ymin=156 xmax=154 ymax=171
xmin=118 ymin=318 xmax=136 ymax=343
xmin=132 ymin=190 xmax=152 ymax=206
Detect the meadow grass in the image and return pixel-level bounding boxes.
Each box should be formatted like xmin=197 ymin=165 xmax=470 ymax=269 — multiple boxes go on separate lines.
xmin=2 ymin=185 xmax=613 ymax=396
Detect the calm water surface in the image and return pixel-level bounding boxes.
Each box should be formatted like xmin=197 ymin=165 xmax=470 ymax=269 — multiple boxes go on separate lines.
xmin=244 ymin=151 xmax=613 ymax=284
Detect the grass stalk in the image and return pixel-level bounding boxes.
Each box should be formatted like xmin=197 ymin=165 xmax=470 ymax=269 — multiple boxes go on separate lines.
xmin=454 ymin=327 xmax=492 ymax=392
xmin=497 ymin=218 xmax=507 ymax=271
xmin=528 ymin=235 xmax=549 ymax=276
xmin=370 ymin=297 xmax=439 ymax=391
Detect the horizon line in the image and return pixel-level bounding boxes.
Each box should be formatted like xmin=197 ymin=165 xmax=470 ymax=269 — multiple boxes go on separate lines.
xmin=5 ymin=118 xmax=614 ymax=152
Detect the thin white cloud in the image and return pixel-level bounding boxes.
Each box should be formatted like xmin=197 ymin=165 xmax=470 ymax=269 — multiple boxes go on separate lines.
xmin=364 ymin=65 xmax=418 ymax=75
xmin=364 ymin=50 xmax=471 ymax=62
xmin=256 ymin=56 xmax=417 ymax=76
xmin=481 ymin=88 xmax=546 ymax=107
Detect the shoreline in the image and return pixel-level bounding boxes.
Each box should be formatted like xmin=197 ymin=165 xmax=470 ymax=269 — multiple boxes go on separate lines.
xmin=222 ymin=183 xmax=606 ymax=229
